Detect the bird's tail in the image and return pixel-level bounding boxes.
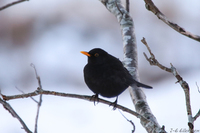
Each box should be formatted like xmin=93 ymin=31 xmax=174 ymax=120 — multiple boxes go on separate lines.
xmin=135 ymin=80 xmax=153 ymax=89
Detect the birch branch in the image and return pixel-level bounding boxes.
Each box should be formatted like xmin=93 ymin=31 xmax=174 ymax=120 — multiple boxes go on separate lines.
xmin=143 ymin=0 xmax=200 ymax=42
xmin=99 ymin=0 xmax=165 ymax=132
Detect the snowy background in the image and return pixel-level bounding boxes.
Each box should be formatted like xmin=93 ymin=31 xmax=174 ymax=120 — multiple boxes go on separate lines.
xmin=0 ymin=0 xmax=200 ymax=133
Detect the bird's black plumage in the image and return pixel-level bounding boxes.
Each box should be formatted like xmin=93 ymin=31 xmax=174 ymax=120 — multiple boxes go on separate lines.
xmin=81 ymin=48 xmax=152 ymax=106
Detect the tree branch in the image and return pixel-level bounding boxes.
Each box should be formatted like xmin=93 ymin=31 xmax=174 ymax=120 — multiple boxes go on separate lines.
xmin=2 ymin=90 xmax=151 ymax=124
xmin=142 ymin=37 xmax=199 ymax=132
xmin=0 ymin=97 xmax=32 ymax=133
xmin=16 ymin=86 xmax=38 ymax=103
xmin=194 ymin=109 xmax=200 ymax=121
xmin=30 ymin=64 xmax=43 ymax=133
xmin=119 ymin=109 xmax=135 ymax=133
xmin=1 ymin=61 xmax=154 ymax=132
xmin=0 ymin=0 xmax=28 ymax=11
xmin=126 ymin=0 xmax=130 ymax=12
xmin=142 ymin=38 xmax=171 ymax=72
xmin=143 ymin=0 xmax=200 ymax=42
xmin=170 ymin=64 xmax=194 ymax=131
xmin=99 ymin=0 xmax=165 ymax=132
xmin=196 ymin=82 xmax=200 ymax=93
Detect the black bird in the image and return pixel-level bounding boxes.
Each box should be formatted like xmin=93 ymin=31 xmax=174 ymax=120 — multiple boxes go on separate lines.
xmin=81 ymin=48 xmax=152 ymax=107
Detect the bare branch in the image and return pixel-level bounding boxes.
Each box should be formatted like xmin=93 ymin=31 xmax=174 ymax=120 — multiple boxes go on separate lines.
xmin=0 ymin=97 xmax=32 ymax=133
xmin=142 ymin=38 xmax=171 ymax=72
xmin=34 ymin=94 xmax=42 ymax=133
xmin=170 ymin=63 xmax=194 ymax=131
xmin=196 ymin=82 xmax=200 ymax=93
xmin=126 ymin=0 xmax=130 ymax=12
xmin=143 ymin=0 xmax=200 ymax=42
xmin=30 ymin=63 xmax=43 ymax=133
xmin=142 ymin=37 xmax=197 ymax=132
xmin=194 ymin=109 xmax=200 ymax=121
xmin=194 ymin=83 xmax=200 ymax=121
xmin=119 ymin=109 xmax=135 ymax=133
xmin=0 ymin=0 xmax=28 ymax=11
xmin=16 ymin=86 xmax=38 ymax=103
xmin=30 ymin=63 xmax=42 ymax=90
xmin=2 ymin=90 xmax=151 ymax=124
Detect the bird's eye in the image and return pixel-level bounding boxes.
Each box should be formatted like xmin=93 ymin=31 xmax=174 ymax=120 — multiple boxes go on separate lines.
xmin=94 ymin=53 xmax=99 ymax=57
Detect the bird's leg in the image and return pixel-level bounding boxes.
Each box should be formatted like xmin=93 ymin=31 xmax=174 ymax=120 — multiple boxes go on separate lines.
xmin=90 ymin=94 xmax=99 ymax=106
xmin=109 ymin=96 xmax=118 ymax=110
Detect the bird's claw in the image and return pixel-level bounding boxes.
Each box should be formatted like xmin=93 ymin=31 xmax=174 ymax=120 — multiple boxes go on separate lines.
xmin=109 ymin=98 xmax=118 ymax=110
xmin=90 ymin=94 xmax=99 ymax=106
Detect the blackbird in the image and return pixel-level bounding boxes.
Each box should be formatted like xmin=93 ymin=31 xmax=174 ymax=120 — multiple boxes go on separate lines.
xmin=81 ymin=48 xmax=152 ymax=107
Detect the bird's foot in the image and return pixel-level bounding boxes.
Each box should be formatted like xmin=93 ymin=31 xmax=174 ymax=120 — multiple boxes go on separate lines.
xmin=109 ymin=97 xmax=118 ymax=110
xmin=90 ymin=94 xmax=99 ymax=106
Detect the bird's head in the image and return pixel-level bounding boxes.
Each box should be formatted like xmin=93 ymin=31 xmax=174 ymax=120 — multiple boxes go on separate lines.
xmin=81 ymin=48 xmax=109 ymax=65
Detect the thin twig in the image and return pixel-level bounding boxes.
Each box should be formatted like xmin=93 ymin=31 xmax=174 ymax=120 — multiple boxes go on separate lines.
xmin=143 ymin=0 xmax=200 ymax=42
xmin=0 ymin=97 xmax=32 ymax=133
xmin=0 ymin=0 xmax=28 ymax=11
xmin=30 ymin=63 xmax=42 ymax=90
xmin=119 ymin=109 xmax=135 ymax=133
xmin=115 ymin=1 xmax=123 ymax=16
xmin=30 ymin=63 xmax=43 ymax=133
xmin=193 ymin=109 xmax=200 ymax=121
xmin=34 ymin=94 xmax=42 ymax=133
xmin=196 ymin=82 xmax=200 ymax=93
xmin=126 ymin=0 xmax=130 ymax=12
xmin=141 ymin=37 xmax=171 ymax=72
xmin=16 ymin=86 xmax=38 ymax=103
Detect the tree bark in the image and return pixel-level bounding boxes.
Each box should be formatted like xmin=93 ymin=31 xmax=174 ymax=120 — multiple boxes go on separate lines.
xmin=99 ymin=0 xmax=166 ymax=132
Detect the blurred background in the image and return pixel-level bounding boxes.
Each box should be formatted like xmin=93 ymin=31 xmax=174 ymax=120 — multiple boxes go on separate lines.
xmin=0 ymin=0 xmax=200 ymax=132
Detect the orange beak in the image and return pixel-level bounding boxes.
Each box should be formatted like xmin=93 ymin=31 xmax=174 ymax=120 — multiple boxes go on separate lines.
xmin=80 ymin=51 xmax=91 ymax=57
